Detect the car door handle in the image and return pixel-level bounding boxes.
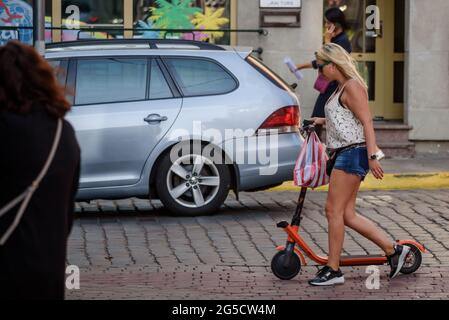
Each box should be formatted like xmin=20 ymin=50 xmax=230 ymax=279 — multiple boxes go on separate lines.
xmin=144 ymin=114 xmax=168 ymax=124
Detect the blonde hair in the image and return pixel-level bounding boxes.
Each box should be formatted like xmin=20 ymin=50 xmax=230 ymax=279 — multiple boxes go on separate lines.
xmin=315 ymin=43 xmax=368 ymax=89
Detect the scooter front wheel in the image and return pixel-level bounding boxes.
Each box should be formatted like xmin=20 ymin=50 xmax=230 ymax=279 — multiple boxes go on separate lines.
xmin=271 ymin=251 xmax=301 ymax=280
xmin=400 ymin=244 xmax=422 ymax=274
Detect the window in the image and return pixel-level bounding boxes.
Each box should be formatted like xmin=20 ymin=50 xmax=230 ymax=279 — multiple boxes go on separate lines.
xmin=394 ymin=0 xmax=405 ymax=53
xmin=149 ymin=60 xmax=173 ymax=100
xmin=393 ymin=61 xmax=404 ymax=103
xmin=0 ymin=0 xmax=34 ymax=45
xmin=48 ymin=59 xmax=68 ymax=86
xmin=324 ymin=0 xmax=377 ymax=53
xmin=45 ymin=0 xmax=53 ymax=43
xmin=356 ymin=61 xmax=376 ymax=101
xmin=60 ymin=0 xmax=124 ymax=40
xmin=246 ymin=55 xmax=293 ymax=92
xmin=49 ymin=60 xmax=61 ymax=69
xmin=62 ymin=0 xmax=124 ymax=24
xmin=75 ymin=58 xmax=147 ymax=105
xmin=164 ymin=58 xmax=237 ymax=97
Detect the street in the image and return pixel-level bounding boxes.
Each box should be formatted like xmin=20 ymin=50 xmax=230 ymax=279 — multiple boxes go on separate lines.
xmin=1 ymin=0 xmax=448 ymax=305
xmin=66 ymin=189 xmax=449 ymax=300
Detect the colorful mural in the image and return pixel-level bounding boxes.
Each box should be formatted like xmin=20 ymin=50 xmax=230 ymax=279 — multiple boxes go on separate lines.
xmin=0 ymin=0 xmax=33 ymax=45
xmin=150 ymin=0 xmax=201 ymax=30
xmin=136 ymin=0 xmax=230 ymax=43
xmin=190 ymin=6 xmax=229 ymax=42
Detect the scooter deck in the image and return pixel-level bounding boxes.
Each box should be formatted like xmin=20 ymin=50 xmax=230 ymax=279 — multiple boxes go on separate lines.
xmin=339 ymin=254 xmax=387 ymax=266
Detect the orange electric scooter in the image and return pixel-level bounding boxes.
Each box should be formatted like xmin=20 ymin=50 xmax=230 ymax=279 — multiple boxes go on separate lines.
xmin=271 ymin=120 xmax=426 ymax=280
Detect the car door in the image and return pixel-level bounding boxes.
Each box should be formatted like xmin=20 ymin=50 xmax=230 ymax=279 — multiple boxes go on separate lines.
xmin=66 ymin=56 xmax=182 ymax=189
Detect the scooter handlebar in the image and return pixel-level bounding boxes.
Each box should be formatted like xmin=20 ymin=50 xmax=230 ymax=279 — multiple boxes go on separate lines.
xmin=301 ymin=120 xmax=316 ymax=134
xmin=303 ymin=119 xmax=314 ymax=127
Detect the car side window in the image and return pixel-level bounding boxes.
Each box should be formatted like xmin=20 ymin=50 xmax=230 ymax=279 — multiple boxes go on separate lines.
xmin=48 ymin=59 xmax=68 ymax=87
xmin=149 ymin=60 xmax=173 ymax=100
xmin=164 ymin=58 xmax=237 ymax=97
xmin=48 ymin=60 xmax=61 ymax=70
xmin=75 ymin=58 xmax=147 ymax=105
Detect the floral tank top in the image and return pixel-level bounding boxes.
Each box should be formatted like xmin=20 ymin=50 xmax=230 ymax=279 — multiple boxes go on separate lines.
xmin=325 ymin=79 xmax=366 ymax=150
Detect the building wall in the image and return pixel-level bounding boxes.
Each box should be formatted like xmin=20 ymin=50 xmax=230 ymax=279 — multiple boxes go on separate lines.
xmin=235 ymin=0 xmax=449 ymax=154
xmin=406 ymin=0 xmax=449 ymax=142
xmin=236 ymin=0 xmax=323 ymax=120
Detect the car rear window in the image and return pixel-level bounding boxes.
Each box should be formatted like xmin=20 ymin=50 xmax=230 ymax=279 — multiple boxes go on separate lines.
xmin=163 ymin=58 xmax=238 ymax=97
xmin=246 ymin=55 xmax=293 ymax=92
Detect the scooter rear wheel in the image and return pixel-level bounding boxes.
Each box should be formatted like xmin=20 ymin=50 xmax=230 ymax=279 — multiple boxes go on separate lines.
xmin=400 ymin=244 xmax=422 ymax=274
xmin=271 ymin=251 xmax=301 ymax=280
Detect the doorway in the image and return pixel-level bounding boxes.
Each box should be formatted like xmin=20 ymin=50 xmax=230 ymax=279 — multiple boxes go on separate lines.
xmin=324 ymin=0 xmax=405 ymax=121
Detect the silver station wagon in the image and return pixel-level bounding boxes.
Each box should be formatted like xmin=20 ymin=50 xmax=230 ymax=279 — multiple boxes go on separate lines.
xmin=46 ymin=39 xmax=303 ymax=215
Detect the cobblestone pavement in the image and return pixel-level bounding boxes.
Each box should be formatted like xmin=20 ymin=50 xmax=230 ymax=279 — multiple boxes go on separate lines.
xmin=66 ymin=189 xmax=449 ymax=300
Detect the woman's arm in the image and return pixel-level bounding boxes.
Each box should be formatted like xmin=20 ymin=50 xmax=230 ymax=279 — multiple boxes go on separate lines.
xmin=310 ymin=117 xmax=326 ymax=125
xmin=341 ymin=81 xmax=384 ymax=180
xmin=296 ymin=62 xmax=314 ymax=70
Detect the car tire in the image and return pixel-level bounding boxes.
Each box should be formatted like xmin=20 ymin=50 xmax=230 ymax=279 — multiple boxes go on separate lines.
xmin=155 ymin=145 xmax=231 ymax=216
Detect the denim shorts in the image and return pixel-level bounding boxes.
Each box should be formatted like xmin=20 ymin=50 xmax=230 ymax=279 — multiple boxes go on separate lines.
xmin=334 ymin=146 xmax=370 ymax=181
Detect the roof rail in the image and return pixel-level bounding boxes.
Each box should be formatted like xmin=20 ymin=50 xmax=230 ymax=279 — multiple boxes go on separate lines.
xmin=46 ymin=39 xmax=225 ymax=51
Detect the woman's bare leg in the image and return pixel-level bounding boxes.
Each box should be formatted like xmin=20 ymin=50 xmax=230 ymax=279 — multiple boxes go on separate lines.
xmin=343 ymin=185 xmax=395 ymax=256
xmin=326 ymin=169 xmax=363 ymax=270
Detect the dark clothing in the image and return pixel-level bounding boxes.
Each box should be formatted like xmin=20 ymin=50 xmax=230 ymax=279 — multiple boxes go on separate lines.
xmin=330 ymin=31 xmax=352 ymax=54
xmin=312 ymin=32 xmax=352 ymax=137
xmin=311 ymin=31 xmax=352 ymax=71
xmin=0 ymin=107 xmax=80 ymax=300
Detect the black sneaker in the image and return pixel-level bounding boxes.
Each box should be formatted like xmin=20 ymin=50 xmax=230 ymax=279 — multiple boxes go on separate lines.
xmin=387 ymin=244 xmax=411 ymax=279
xmin=308 ymin=266 xmax=345 ymax=286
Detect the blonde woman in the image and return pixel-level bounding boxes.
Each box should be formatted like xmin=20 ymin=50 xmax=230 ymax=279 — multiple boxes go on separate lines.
xmin=308 ymin=43 xmax=410 ymax=286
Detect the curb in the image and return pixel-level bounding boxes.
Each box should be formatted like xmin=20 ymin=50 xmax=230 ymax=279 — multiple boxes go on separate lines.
xmin=268 ymin=172 xmax=449 ymax=192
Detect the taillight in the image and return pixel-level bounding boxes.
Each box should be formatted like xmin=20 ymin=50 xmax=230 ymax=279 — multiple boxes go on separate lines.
xmin=257 ymin=106 xmax=300 ymax=133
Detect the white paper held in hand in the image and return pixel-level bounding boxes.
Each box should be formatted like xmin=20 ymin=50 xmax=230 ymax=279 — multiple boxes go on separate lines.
xmin=284 ymin=57 xmax=304 ymax=81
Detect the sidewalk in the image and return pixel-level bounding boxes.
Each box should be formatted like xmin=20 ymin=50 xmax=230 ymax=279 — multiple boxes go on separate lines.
xmin=271 ymin=155 xmax=449 ymax=192
xmin=380 ymin=155 xmax=449 ymax=174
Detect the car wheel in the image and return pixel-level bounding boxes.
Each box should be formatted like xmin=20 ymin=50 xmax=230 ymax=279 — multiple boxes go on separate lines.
xmin=155 ymin=146 xmax=231 ymax=216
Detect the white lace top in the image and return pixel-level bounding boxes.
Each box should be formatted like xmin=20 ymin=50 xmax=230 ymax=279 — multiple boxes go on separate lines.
xmin=325 ymin=80 xmax=366 ymax=150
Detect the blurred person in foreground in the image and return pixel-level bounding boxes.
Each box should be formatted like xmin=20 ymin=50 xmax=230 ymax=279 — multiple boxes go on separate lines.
xmin=0 ymin=41 xmax=80 ymax=300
